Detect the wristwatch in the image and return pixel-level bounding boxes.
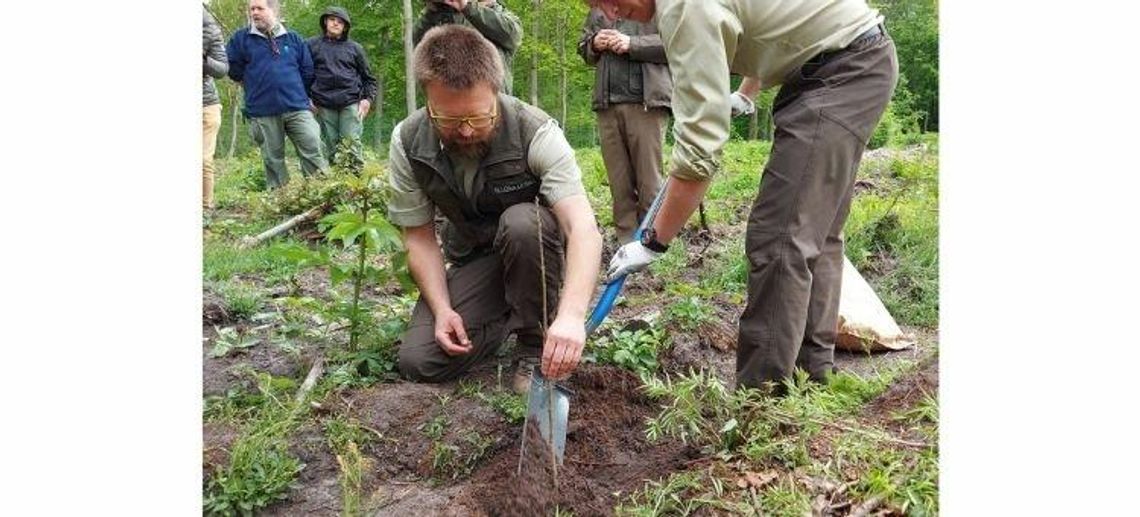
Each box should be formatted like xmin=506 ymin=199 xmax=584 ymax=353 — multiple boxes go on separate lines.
xmin=640 ymin=228 xmax=669 ymax=253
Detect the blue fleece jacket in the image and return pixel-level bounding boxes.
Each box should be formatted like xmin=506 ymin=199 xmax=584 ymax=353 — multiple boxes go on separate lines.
xmin=226 ymin=24 xmax=314 ymax=117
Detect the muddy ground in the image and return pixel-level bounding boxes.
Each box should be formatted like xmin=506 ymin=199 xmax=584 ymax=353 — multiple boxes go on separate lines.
xmin=204 ymin=315 xmax=937 ymax=516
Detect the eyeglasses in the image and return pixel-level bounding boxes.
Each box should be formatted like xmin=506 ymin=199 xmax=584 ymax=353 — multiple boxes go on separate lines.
xmin=427 ymin=101 xmax=498 ymax=130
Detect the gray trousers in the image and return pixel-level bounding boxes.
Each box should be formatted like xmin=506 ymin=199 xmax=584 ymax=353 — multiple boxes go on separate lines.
xmin=597 ymin=104 xmax=669 ymax=243
xmin=247 ymin=110 xmax=328 ymax=189
xmin=737 ymin=29 xmax=898 ymax=390
xmin=398 ymin=203 xmax=564 ymax=382
xmin=316 ymin=103 xmax=363 ymax=166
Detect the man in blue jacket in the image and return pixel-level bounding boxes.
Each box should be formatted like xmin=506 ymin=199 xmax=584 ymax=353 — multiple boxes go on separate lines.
xmin=226 ymin=0 xmax=327 ymax=189
xmin=308 ymin=6 xmax=377 ymax=168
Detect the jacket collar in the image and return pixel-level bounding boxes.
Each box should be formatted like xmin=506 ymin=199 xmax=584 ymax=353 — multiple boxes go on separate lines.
xmin=251 ymin=22 xmax=287 ymax=39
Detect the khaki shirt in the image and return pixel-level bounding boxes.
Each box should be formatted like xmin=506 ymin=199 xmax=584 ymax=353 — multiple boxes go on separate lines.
xmin=387 ymin=118 xmax=586 ymax=227
xmin=655 ymin=0 xmax=881 ymax=181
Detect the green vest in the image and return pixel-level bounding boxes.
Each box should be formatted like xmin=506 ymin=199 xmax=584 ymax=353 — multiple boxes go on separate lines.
xmin=401 ymin=94 xmax=550 ymax=264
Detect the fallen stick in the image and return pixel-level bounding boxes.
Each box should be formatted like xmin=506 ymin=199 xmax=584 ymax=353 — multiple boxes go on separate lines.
xmin=294 ymin=355 xmax=326 ymax=404
xmin=240 ymin=205 xmax=326 ymax=249
xmin=848 ymin=494 xmax=884 ymax=517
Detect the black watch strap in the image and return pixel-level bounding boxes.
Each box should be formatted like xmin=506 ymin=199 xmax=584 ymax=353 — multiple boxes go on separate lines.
xmin=640 ymin=228 xmax=669 ymax=253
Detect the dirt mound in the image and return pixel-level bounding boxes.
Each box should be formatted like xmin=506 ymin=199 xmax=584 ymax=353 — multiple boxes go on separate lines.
xmin=454 ymin=366 xmax=698 ymax=516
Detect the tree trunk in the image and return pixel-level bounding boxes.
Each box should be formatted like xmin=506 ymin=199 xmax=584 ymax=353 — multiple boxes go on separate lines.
xmin=529 ymin=0 xmax=541 ymax=107
xmin=374 ymin=38 xmax=387 ymax=152
xmin=403 ymin=0 xmax=417 ymax=115
xmin=558 ymin=13 xmax=567 ymax=127
xmin=227 ymin=86 xmax=240 ymax=158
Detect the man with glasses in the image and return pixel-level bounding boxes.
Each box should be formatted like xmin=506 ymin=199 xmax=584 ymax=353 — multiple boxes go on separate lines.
xmin=226 ymin=0 xmax=327 ymax=189
xmin=388 ymin=25 xmax=602 ymax=393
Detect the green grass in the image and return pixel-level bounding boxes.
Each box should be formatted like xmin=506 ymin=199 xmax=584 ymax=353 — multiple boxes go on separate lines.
xmin=203 ymin=373 xmax=307 ymax=516
xmin=203 ymin=236 xmax=307 ymax=283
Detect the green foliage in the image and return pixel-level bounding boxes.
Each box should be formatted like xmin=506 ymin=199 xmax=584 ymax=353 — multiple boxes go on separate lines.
xmin=217 ymin=282 xmax=265 ymax=320
xmin=615 ymin=470 xmax=751 ymax=516
xmin=872 ymin=0 xmax=940 ymax=130
xmin=665 ymin=295 xmax=712 ymax=331
xmin=203 ymin=374 xmax=306 ymax=516
xmin=456 ymin=379 xmax=527 ymax=424
xmin=209 ymin=326 xmax=261 ymax=358
xmin=845 ymin=149 xmax=939 ymax=326
xmin=643 ymin=368 xmax=899 ymax=467
xmin=587 ymin=326 xmax=666 ymax=376
xmin=757 ymin=478 xmax=813 ymax=516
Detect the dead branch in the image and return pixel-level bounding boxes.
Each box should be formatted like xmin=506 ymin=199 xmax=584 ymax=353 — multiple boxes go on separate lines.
xmin=240 ymin=204 xmax=326 ymax=249
xmin=294 ymin=355 xmax=326 ymax=404
xmin=848 ymin=494 xmax=885 ymax=517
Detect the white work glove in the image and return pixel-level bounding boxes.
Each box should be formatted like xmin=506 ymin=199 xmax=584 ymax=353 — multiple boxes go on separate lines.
xmin=606 ymin=241 xmax=662 ymax=283
xmin=729 ymin=91 xmax=755 ymax=117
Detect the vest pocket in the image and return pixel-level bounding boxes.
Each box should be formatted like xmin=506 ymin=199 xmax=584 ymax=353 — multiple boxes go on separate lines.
xmin=480 ymin=173 xmax=541 ymax=214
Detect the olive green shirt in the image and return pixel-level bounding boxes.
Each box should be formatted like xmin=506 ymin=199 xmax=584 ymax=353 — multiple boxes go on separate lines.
xmin=655 ymin=0 xmax=882 ymax=181
xmin=387 ymin=119 xmax=585 ymax=227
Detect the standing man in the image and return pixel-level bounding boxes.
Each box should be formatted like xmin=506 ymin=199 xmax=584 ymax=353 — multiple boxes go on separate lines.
xmin=226 ymin=0 xmax=327 ymax=189
xmin=577 ymin=8 xmax=671 ymax=244
xmin=308 ymin=6 xmax=378 ymax=168
xmin=390 ymin=25 xmax=602 ymax=393
xmin=413 ymin=0 xmax=523 ymax=95
xmin=203 ymin=6 xmax=228 ymax=210
xmin=598 ymin=0 xmax=899 ymax=392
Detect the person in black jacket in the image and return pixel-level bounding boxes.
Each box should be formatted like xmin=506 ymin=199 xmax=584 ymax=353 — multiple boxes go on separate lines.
xmin=307 ymin=6 xmax=378 ymax=167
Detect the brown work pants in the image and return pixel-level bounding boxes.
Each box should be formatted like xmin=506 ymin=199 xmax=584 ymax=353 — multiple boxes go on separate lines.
xmin=597 ymin=103 xmax=669 ymax=243
xmin=737 ymin=29 xmax=898 ymax=390
xmin=398 ymin=203 xmax=564 ymax=382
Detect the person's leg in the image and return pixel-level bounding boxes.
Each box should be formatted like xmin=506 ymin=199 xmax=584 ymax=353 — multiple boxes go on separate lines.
xmin=624 ymin=104 xmax=668 ymax=228
xmin=338 ymin=103 xmax=364 ymax=167
xmin=283 ymin=109 xmax=329 ymax=177
xmin=736 ymin=34 xmax=897 ymax=392
xmin=397 ymin=254 xmax=512 ymax=382
xmin=249 ymin=115 xmax=288 ymax=189
xmin=315 ymin=105 xmax=340 ymax=165
xmin=495 ymin=202 xmax=564 ymax=355
xmin=597 ymin=107 xmax=638 ymax=243
xmin=202 ymin=103 xmax=223 ymax=208
xmin=798 ymin=33 xmax=899 ymax=381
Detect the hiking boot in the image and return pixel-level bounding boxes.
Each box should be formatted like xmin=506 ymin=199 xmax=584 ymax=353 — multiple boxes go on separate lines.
xmin=512 ymin=355 xmax=541 ymax=395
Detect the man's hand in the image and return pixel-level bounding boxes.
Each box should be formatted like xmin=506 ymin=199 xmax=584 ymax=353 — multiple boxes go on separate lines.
xmin=608 ymin=32 xmax=631 ymax=54
xmin=730 ymin=91 xmax=755 ymax=117
xmin=606 ymin=240 xmax=662 ymax=283
xmin=309 ymin=100 xmax=318 ymax=114
xmin=357 ymin=99 xmax=371 ymax=119
xmin=442 ymin=0 xmax=468 ymax=11
xmin=434 ymin=309 xmax=473 ymax=356
xmin=541 ymin=314 xmax=587 ymax=380
xmin=592 ymin=31 xmax=611 ymax=51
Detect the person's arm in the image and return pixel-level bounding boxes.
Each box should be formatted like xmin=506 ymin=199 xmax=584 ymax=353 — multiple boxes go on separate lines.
xmin=525 ymin=120 xmax=603 ymax=379
xmin=355 ymin=43 xmax=378 ymax=116
xmin=403 ymin=223 xmax=473 ymax=355
xmin=386 ymin=124 xmax=472 ymax=355
xmin=411 ymin=6 xmax=438 ymax=46
xmin=203 ymin=11 xmax=229 ymax=79
xmin=576 ymin=9 xmax=604 ymax=66
xmin=626 ymin=30 xmax=667 ymax=64
xmin=461 ymin=1 xmax=523 ymax=54
xmin=225 ymin=33 xmax=244 ymax=83
xmin=651 ymin=1 xmax=737 ymax=242
xmin=298 ymin=35 xmax=315 ymax=95
xmin=729 ymin=76 xmax=761 ymax=117
xmin=543 ymin=193 xmax=602 ymax=379
xmin=605 ymin=2 xmax=738 ymax=281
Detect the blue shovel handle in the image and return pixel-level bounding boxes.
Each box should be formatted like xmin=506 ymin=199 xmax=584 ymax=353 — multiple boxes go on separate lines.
xmin=583 ymin=178 xmax=671 ymax=335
